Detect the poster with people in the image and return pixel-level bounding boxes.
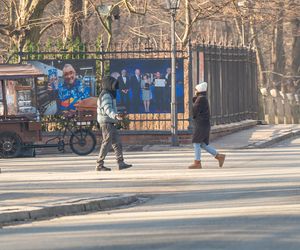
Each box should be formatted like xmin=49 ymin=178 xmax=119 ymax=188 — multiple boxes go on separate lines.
xmin=29 ymin=60 xmax=96 ymax=116
xmin=110 ymin=59 xmax=184 ymax=114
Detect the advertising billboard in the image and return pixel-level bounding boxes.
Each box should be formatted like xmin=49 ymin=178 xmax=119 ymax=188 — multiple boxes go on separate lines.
xmin=29 ymin=60 xmax=96 ymax=116
xmin=110 ymin=58 xmax=184 ymax=114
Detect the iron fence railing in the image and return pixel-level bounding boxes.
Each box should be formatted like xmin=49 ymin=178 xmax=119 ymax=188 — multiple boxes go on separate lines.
xmin=2 ymin=40 xmax=258 ymax=131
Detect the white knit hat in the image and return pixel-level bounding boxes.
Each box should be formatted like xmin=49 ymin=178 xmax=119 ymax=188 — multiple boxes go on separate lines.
xmin=195 ymin=82 xmax=208 ymax=92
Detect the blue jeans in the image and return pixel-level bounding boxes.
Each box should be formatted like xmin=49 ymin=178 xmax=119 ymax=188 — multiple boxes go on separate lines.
xmin=193 ymin=143 xmax=218 ymax=161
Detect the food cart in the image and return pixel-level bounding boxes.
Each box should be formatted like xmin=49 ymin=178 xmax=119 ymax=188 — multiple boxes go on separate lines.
xmin=0 ymin=64 xmax=43 ymax=158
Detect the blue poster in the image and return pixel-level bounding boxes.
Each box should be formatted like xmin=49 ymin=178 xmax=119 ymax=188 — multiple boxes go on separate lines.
xmin=110 ymin=59 xmax=184 ymax=114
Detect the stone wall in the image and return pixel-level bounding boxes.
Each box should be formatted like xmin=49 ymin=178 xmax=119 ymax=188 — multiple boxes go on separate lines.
xmin=260 ymin=88 xmax=300 ymax=124
xmin=119 ymin=120 xmax=257 ymax=146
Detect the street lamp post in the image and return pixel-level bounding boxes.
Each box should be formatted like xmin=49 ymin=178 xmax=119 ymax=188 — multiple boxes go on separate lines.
xmin=237 ymin=0 xmax=246 ymax=46
xmin=166 ymin=0 xmax=180 ymax=146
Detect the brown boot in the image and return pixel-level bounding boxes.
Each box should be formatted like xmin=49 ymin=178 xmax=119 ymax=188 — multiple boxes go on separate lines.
xmin=215 ymin=154 xmax=225 ymax=167
xmin=188 ymin=160 xmax=202 ymax=169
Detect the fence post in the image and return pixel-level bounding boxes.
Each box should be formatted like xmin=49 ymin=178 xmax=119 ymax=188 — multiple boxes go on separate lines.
xmin=251 ymin=49 xmax=258 ymax=120
xmin=206 ymin=43 xmax=215 ymax=125
xmin=223 ymin=45 xmax=230 ymax=123
xmin=187 ymin=39 xmax=193 ymax=130
xmin=234 ymin=46 xmax=240 ymax=122
xmin=219 ymin=44 xmax=225 ymax=124
xmin=211 ymin=43 xmax=219 ymax=125
xmin=100 ymin=40 xmax=105 ymax=79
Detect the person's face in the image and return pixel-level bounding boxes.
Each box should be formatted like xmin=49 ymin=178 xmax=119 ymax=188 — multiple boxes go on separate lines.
xmin=167 ymin=68 xmax=171 ymax=74
xmin=7 ymin=80 xmax=14 ymax=93
xmin=121 ymin=70 xmax=127 ymax=76
xmin=63 ymin=68 xmax=76 ymax=84
xmin=156 ymin=72 xmax=161 ymax=78
xmin=111 ymin=72 xmax=120 ymax=80
xmin=143 ymin=75 xmax=149 ymax=82
xmin=135 ymin=69 xmax=141 ymax=76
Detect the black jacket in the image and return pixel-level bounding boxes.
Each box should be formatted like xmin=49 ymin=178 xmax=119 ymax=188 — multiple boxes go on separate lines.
xmin=165 ymin=73 xmax=171 ymax=87
xmin=130 ymin=75 xmax=141 ymax=96
xmin=118 ymin=75 xmax=130 ymax=91
xmin=192 ymin=92 xmax=211 ymax=144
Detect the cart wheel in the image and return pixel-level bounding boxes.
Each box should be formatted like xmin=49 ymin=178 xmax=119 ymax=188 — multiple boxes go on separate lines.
xmin=0 ymin=132 xmax=22 ymax=158
xmin=69 ymin=129 xmax=96 ymax=156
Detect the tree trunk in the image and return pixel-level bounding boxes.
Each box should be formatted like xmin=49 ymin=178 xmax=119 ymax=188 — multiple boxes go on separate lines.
xmin=181 ymin=0 xmax=191 ymax=46
xmin=291 ymin=18 xmax=300 ymax=76
xmin=270 ymin=1 xmax=286 ymax=85
xmin=249 ymin=19 xmax=267 ymax=86
xmin=63 ymin=0 xmax=83 ymax=45
xmin=3 ymin=0 xmax=54 ymax=52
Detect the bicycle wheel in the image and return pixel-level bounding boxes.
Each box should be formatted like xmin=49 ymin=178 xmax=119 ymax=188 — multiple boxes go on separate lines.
xmin=69 ymin=129 xmax=96 ymax=156
xmin=0 ymin=132 xmax=22 ymax=158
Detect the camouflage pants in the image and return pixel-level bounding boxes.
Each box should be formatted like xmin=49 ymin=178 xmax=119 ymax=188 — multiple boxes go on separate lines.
xmin=96 ymin=123 xmax=123 ymax=167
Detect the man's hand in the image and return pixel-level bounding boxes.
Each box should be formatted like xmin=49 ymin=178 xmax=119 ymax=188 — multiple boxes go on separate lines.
xmin=115 ymin=114 xmax=123 ymax=121
xmin=47 ymin=83 xmax=53 ymax=91
xmin=62 ymin=110 xmax=76 ymax=118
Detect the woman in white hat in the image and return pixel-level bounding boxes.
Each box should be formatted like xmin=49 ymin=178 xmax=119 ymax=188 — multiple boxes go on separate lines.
xmin=188 ymin=81 xmax=225 ymax=169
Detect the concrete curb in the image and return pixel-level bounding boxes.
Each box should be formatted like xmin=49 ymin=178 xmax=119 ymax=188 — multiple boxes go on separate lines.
xmin=211 ymin=120 xmax=258 ymax=134
xmin=0 ymin=194 xmax=140 ymax=226
xmin=243 ymin=130 xmax=300 ymax=149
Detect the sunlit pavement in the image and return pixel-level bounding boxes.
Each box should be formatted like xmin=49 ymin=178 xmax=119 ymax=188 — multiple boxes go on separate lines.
xmin=0 ymin=137 xmax=300 ymax=250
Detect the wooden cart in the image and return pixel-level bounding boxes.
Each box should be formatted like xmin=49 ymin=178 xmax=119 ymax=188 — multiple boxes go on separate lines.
xmin=0 ymin=64 xmax=98 ymax=158
xmin=0 ymin=64 xmax=43 ymax=157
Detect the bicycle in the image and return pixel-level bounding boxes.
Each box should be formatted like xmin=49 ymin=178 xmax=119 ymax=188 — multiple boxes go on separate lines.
xmin=25 ymin=110 xmax=97 ymax=156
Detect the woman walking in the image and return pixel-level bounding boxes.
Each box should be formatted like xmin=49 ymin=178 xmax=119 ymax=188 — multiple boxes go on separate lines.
xmin=189 ymin=81 xmax=225 ymax=169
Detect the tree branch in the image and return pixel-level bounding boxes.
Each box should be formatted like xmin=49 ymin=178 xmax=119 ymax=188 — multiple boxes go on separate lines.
xmin=88 ymin=0 xmax=112 ymax=50
xmin=0 ymin=36 xmax=9 ymax=46
xmin=11 ymin=0 xmax=21 ymax=27
xmin=123 ymin=0 xmax=147 ymax=15
xmin=39 ymin=19 xmax=63 ymax=37
xmin=0 ymin=27 xmax=10 ymax=36
xmin=0 ymin=0 xmax=10 ymax=10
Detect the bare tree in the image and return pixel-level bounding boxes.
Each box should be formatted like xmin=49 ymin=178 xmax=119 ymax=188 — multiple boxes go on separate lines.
xmin=63 ymin=0 xmax=84 ymax=45
xmin=270 ymin=0 xmax=286 ymax=85
xmin=0 ymin=0 xmax=55 ymax=52
xmin=289 ymin=0 xmax=300 ymax=77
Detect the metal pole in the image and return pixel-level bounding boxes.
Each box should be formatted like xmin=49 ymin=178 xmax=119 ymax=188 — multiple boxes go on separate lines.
xmin=187 ymin=39 xmax=193 ymax=130
xmin=170 ymin=10 xmax=179 ymax=146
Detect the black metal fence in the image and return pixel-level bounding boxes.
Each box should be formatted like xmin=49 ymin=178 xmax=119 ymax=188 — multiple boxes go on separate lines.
xmin=190 ymin=43 xmax=258 ymax=126
xmin=14 ymin=40 xmax=257 ymax=131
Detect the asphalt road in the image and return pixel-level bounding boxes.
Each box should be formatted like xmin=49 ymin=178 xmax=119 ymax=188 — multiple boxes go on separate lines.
xmin=1 ymin=137 xmax=300 ymax=250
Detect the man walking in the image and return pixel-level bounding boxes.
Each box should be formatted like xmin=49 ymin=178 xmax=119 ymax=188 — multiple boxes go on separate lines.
xmin=96 ymin=74 xmax=132 ymax=171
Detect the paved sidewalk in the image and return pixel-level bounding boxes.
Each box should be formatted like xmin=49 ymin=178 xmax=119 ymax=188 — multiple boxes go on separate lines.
xmin=211 ymin=124 xmax=300 ymax=149
xmin=0 ymin=124 xmax=300 ymax=226
xmin=144 ymin=124 xmax=300 ymax=151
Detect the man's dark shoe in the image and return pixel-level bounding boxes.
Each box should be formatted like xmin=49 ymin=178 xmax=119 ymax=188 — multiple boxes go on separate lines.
xmin=118 ymin=162 xmax=133 ymax=170
xmin=95 ymin=166 xmax=111 ymax=171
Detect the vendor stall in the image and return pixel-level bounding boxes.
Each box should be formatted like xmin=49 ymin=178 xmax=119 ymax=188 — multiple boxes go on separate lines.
xmin=0 ymin=64 xmax=97 ymax=158
xmin=0 ymin=64 xmax=43 ymax=157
